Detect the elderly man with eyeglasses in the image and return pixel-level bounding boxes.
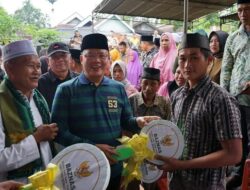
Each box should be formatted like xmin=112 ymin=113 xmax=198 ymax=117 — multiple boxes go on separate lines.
xmin=37 ymin=42 xmax=78 ymax=111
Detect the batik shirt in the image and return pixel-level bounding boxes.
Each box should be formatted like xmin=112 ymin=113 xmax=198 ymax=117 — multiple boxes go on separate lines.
xmin=141 ymin=47 xmax=158 ymax=68
xmin=220 ymin=25 xmax=250 ymax=106
xmin=170 ymin=76 xmax=242 ymax=189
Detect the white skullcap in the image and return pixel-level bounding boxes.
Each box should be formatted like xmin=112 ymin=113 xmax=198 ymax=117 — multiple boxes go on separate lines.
xmin=2 ymin=40 xmax=37 ymax=63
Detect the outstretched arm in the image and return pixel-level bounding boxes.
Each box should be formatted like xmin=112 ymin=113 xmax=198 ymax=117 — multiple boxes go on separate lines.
xmin=156 ymin=138 xmax=242 ymax=171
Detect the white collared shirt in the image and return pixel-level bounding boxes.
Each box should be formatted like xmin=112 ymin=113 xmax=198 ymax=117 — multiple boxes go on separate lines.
xmin=0 ymin=95 xmax=52 ymax=182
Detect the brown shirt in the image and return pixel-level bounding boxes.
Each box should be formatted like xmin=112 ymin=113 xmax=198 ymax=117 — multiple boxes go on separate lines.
xmin=129 ymin=92 xmax=171 ymax=120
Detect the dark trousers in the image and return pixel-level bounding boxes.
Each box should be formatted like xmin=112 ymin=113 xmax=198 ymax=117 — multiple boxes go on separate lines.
xmin=126 ymin=179 xmax=140 ymax=190
xmin=169 ymin=173 xmax=225 ymax=190
xmin=107 ymin=175 xmax=121 ymax=190
xmin=231 ymin=105 xmax=250 ymax=178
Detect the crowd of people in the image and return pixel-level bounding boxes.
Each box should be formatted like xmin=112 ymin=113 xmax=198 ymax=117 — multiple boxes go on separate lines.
xmin=0 ymin=0 xmax=249 ymax=190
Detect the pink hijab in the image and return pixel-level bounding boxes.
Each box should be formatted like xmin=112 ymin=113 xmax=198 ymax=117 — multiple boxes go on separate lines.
xmin=150 ymin=32 xmax=177 ymax=85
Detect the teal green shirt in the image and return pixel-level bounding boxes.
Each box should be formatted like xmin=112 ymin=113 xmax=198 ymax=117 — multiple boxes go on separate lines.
xmin=51 ymin=73 xmax=139 ymax=178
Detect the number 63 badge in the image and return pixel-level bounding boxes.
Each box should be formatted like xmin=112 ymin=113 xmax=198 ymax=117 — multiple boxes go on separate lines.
xmin=107 ymin=96 xmax=118 ymax=112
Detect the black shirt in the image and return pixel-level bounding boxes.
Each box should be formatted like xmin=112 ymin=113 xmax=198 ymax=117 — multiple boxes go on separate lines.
xmin=0 ymin=68 xmax=5 ymax=81
xmin=167 ymin=80 xmax=179 ymax=97
xmin=38 ymin=69 xmax=78 ymax=110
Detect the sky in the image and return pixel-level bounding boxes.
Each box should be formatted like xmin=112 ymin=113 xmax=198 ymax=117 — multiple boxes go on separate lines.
xmin=0 ymin=0 xmax=103 ymax=26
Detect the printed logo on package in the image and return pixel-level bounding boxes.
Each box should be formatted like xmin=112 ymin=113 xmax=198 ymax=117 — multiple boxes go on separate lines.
xmin=140 ymin=160 xmax=163 ymax=183
xmin=141 ymin=120 xmax=184 ymax=165
xmin=74 ymin=161 xmax=92 ymax=178
xmin=50 ymin=143 xmax=110 ymax=190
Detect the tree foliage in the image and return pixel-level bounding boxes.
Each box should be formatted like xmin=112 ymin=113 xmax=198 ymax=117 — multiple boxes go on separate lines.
xmin=35 ymin=28 xmax=61 ymax=47
xmin=0 ymin=7 xmax=21 ymax=44
xmin=0 ymin=6 xmax=61 ymax=46
xmin=191 ymin=11 xmax=239 ymax=34
xmin=13 ymin=0 xmax=50 ymax=28
xmin=192 ymin=12 xmax=220 ymax=31
xmin=18 ymin=25 xmax=61 ymax=48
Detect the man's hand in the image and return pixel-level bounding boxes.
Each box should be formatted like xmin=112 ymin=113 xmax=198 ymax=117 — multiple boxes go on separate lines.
xmin=33 ymin=123 xmax=58 ymax=143
xmin=0 ymin=180 xmax=23 ymax=190
xmin=242 ymin=81 xmax=250 ymax=95
xmin=96 ymin=144 xmax=118 ymax=165
xmin=154 ymin=154 xmax=183 ymax=172
xmin=136 ymin=116 xmax=160 ymax=128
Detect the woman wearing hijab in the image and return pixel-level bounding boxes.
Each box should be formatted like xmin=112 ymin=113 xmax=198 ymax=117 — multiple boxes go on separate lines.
xmin=111 ymin=60 xmax=138 ymax=97
xmin=126 ymin=50 xmax=143 ymax=90
xmin=150 ymin=32 xmax=177 ymax=87
xmin=158 ymin=66 xmax=186 ymax=97
xmin=207 ymin=30 xmax=229 ymax=84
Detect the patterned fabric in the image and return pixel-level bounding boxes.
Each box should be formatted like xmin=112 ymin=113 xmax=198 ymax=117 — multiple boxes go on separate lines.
xmin=141 ymin=47 xmax=158 ymax=68
xmin=52 ymin=74 xmax=138 ymax=146
xmin=129 ymin=92 xmax=171 ymax=120
xmin=121 ymin=52 xmax=129 ymax=64
xmin=0 ymin=78 xmax=50 ymax=142
xmin=0 ymin=78 xmax=50 ymax=179
xmin=170 ymin=76 xmax=242 ymax=189
xmin=220 ymin=25 xmax=250 ymax=106
xmin=51 ymin=73 xmax=139 ymax=178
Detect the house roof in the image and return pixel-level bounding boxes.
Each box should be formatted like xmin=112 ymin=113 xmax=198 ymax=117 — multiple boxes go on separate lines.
xmin=76 ymin=15 xmax=93 ymax=28
xmin=58 ymin=12 xmax=84 ymax=25
xmin=93 ymin=0 xmax=235 ymax=21
xmin=157 ymin=25 xmax=175 ymax=33
xmin=94 ymin=15 xmax=134 ymax=33
xmin=133 ymin=21 xmax=158 ymax=30
xmin=133 ymin=22 xmax=160 ymax=35
xmin=53 ymin=24 xmax=76 ymax=29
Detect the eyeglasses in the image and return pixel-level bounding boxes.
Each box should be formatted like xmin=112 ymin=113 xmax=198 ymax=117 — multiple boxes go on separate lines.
xmin=84 ymin=54 xmax=109 ymax=60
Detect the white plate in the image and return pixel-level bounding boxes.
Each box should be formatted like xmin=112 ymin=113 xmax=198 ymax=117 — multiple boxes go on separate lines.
xmin=140 ymin=160 xmax=163 ymax=183
xmin=140 ymin=120 xmax=184 ymax=165
xmin=50 ymin=143 xmax=110 ymax=190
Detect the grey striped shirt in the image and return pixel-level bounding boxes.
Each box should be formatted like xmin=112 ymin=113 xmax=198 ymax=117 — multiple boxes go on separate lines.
xmin=170 ymin=76 xmax=242 ymax=189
